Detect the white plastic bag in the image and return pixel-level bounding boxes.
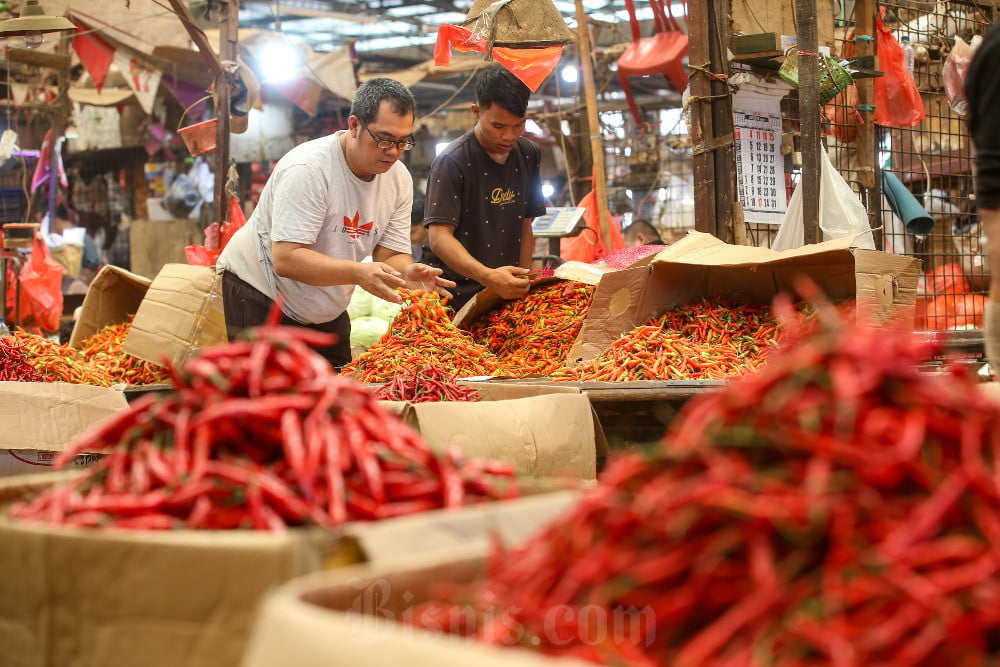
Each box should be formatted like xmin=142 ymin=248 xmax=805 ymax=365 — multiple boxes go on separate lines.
xmin=943 ymin=35 xmax=974 ymax=116
xmin=771 ymin=148 xmax=875 ymax=250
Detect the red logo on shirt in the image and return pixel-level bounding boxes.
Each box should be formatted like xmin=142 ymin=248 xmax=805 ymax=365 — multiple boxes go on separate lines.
xmin=343 ymin=212 xmax=374 ymax=239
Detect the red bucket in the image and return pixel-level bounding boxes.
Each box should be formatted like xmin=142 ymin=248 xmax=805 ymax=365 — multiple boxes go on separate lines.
xmin=177 ymin=95 xmax=217 ymax=157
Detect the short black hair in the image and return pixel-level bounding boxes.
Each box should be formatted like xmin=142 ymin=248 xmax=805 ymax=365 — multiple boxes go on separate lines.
xmin=351 ymin=78 xmax=416 ymax=125
xmin=474 ymin=64 xmax=530 ymax=118
xmin=624 ymin=219 xmax=662 ymax=243
xmin=56 ymin=203 xmax=69 ymax=220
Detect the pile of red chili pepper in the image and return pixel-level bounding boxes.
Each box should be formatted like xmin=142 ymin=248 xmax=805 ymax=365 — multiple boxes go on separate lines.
xmin=8 ymin=323 xmax=518 ymax=530
xmin=409 ymin=289 xmax=1000 ymax=665
xmin=552 ymin=299 xmax=780 ymax=382
xmin=463 ymin=281 xmax=595 ymax=375
xmin=373 ymin=365 xmax=481 ymax=403
xmin=0 ymin=336 xmax=49 ymax=382
xmin=343 ymin=289 xmax=507 ymax=383
xmin=8 ymin=330 xmax=118 ymax=386
xmin=78 ymin=316 xmax=171 ymax=386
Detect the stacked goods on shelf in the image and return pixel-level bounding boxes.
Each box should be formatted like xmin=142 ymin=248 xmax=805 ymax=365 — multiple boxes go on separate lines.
xmin=553 ymin=300 xmax=781 ymax=382
xmin=343 ymin=289 xmax=509 ymax=383
xmin=9 ymin=323 xmax=518 ymax=531
xmin=76 ymin=316 xmax=171 ymax=385
xmin=6 ymin=321 xmax=169 ymax=386
xmin=373 ymin=366 xmax=482 ymax=403
xmin=463 ymin=281 xmax=595 ymax=375
xmin=405 ymin=287 xmax=1000 ymax=665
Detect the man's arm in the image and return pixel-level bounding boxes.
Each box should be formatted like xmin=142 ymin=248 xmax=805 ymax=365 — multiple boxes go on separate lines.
xmin=272 ymin=241 xmax=405 ymax=302
xmin=427 ymin=224 xmax=529 ymax=300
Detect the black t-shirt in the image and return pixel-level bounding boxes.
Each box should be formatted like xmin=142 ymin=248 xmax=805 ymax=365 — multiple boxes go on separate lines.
xmin=966 ymin=20 xmax=1000 ymax=208
xmin=422 ymin=130 xmax=546 ymax=311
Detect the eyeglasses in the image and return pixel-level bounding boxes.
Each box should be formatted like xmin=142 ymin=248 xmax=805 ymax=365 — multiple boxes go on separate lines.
xmin=360 ymin=122 xmax=415 ymax=151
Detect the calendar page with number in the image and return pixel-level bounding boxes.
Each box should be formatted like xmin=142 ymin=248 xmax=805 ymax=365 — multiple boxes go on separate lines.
xmin=733 ymin=109 xmax=786 ymax=225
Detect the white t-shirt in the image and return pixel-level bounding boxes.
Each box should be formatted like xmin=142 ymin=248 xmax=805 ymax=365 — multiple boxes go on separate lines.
xmin=218 ymin=131 xmax=412 ymax=324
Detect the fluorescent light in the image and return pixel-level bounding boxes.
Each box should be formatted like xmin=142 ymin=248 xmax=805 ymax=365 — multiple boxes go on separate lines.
xmin=259 ymin=42 xmax=300 ymax=83
xmin=561 ymin=65 xmax=578 ymax=84
xmin=542 ymin=182 xmax=555 ymax=198
xmin=435 ymin=142 xmax=450 ymax=156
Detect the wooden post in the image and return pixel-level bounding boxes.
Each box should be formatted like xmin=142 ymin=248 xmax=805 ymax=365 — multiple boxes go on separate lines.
xmin=797 ymin=0 xmax=821 ymax=245
xmin=853 ymin=0 xmax=880 ymax=248
xmin=47 ymin=37 xmax=71 ymax=226
xmin=689 ymin=0 xmax=734 ymax=241
xmin=214 ymin=0 xmax=239 ymax=226
xmin=574 ymin=0 xmax=612 ymax=249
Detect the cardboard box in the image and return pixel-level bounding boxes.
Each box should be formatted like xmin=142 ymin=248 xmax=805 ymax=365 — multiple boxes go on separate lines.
xmin=382 ymin=382 xmax=609 ymax=480
xmin=68 ymin=265 xmax=152 ymax=348
xmin=568 ymin=231 xmax=922 ymax=365
xmin=123 ymin=263 xmax=227 ymax=367
xmin=241 ymin=550 xmax=589 ymax=667
xmin=0 ymin=473 xmax=580 ymax=667
xmin=0 ymin=382 xmax=128 ymax=450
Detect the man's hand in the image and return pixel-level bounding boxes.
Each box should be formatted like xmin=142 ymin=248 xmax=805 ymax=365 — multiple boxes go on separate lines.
xmin=484 ymin=266 xmax=531 ymax=300
xmin=402 ymin=263 xmax=457 ymax=299
xmin=356 ymin=262 xmax=407 ymax=303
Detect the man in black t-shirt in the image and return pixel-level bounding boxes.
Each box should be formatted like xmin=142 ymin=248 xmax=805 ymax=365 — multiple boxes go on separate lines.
xmin=966 ymin=20 xmax=1000 ymax=367
xmin=422 ymin=65 xmax=546 ymax=312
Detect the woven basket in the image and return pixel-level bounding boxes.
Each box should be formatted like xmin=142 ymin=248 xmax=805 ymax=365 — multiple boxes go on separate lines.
xmin=779 ymin=48 xmax=854 ymax=105
xmin=462 ymin=0 xmax=575 ymax=48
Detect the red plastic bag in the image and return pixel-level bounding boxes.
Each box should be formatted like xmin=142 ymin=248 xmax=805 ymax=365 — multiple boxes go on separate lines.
xmin=873 ymin=10 xmax=925 ymax=128
xmin=18 ymin=235 xmax=63 ymax=331
xmin=221 ymin=196 xmax=246 ymax=249
xmin=559 ymin=188 xmax=625 ymax=264
xmin=184 ymin=244 xmax=220 ymax=267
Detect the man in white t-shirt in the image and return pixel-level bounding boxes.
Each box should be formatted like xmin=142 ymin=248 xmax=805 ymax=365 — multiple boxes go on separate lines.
xmin=217 ymin=78 xmax=453 ymax=367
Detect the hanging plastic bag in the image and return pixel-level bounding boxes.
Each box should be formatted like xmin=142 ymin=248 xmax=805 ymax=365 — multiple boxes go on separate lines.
xmin=221 ymin=196 xmax=247 ymax=250
xmin=18 ymin=234 xmax=64 ymax=331
xmin=873 ymin=10 xmax=925 ymax=128
xmin=559 ymin=188 xmax=625 ymax=263
xmin=943 ymin=35 xmax=974 ymax=116
xmin=772 ymin=148 xmax=875 ymax=251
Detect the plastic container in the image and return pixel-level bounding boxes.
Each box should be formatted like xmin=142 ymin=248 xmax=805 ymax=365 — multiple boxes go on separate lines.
xmin=902 ymin=35 xmax=915 ymax=74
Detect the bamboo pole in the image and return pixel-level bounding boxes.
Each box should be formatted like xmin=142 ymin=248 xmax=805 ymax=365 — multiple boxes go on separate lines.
xmin=574 ymin=0 xmax=612 ymax=249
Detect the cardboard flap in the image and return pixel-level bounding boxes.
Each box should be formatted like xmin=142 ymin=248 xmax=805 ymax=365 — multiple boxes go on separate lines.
xmin=400 ymin=394 xmax=598 ymax=479
xmin=242 ymin=549 xmax=591 ymax=667
xmin=0 ymin=382 xmax=128 ymax=451
xmin=123 ymin=264 xmax=228 ymax=367
xmin=346 ymin=490 xmax=579 ymax=564
xmin=68 ymin=265 xmax=151 ymax=348
xmin=651 ymin=230 xmax=858 ymax=267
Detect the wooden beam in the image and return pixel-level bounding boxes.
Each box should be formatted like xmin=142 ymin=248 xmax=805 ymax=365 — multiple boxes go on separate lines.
xmin=690 ymin=0 xmax=715 ymax=236
xmin=214 ymin=0 xmax=239 ymax=226
xmin=853 ymin=0 xmax=880 ymax=247
xmin=574 ymin=0 xmax=612 ymax=249
xmin=5 ymin=49 xmax=70 ymax=69
xmin=709 ymin=0 xmax=735 ymax=242
xmin=165 ymin=0 xmax=224 ymax=78
xmin=796 ymin=0 xmax=821 ymax=245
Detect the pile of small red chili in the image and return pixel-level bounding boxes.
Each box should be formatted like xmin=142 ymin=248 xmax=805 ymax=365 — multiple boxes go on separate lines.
xmin=343 ymin=289 xmax=507 ymax=383
xmin=0 ymin=336 xmax=49 ymax=382
xmin=8 ymin=323 xmax=518 ymax=531
xmin=78 ymin=316 xmax=171 ymax=386
xmin=9 ymin=330 xmax=118 ymax=386
xmin=552 ymin=299 xmax=780 ymax=382
xmin=373 ymin=366 xmax=481 ymax=403
xmin=408 ymin=289 xmax=1000 ymax=665
xmin=463 ymin=281 xmax=595 ymax=375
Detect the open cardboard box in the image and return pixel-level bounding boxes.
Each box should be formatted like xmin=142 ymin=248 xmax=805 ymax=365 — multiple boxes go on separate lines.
xmin=68 ymin=265 xmax=152 ymax=349
xmin=123 ymin=263 xmax=228 ymax=368
xmin=568 ymin=232 xmax=922 ymax=365
xmin=0 ymin=381 xmax=127 ymax=477
xmin=380 ymin=382 xmax=609 ymax=480
xmin=241 ymin=548 xmax=590 ymax=667
xmin=0 ymin=472 xmax=580 ymax=667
